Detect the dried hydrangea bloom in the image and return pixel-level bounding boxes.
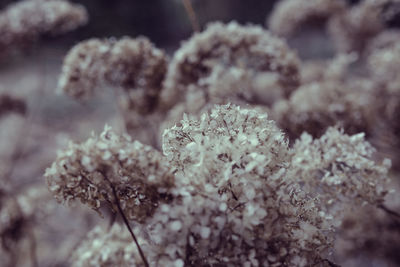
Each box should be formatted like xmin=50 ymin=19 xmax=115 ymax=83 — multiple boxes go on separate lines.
xmin=268 ymin=0 xmax=347 ymax=37
xmin=327 ymin=0 xmax=391 ymax=52
xmin=59 ymin=37 xmax=167 ymax=115
xmin=0 ymin=0 xmax=88 ymax=55
xmin=158 ymin=95 xmax=270 ymax=150
xmin=291 ymin=127 xmax=391 ymax=214
xmin=160 ymin=22 xmax=300 ymax=110
xmin=0 ymin=94 xmax=26 ymax=118
xmin=146 ymin=185 xmax=330 ymax=266
xmin=163 ymin=104 xmax=289 ymax=191
xmin=153 ymin=104 xmax=332 ymax=266
xmin=45 ymin=126 xmax=174 ymax=222
xmin=273 ymin=79 xmax=375 ymax=141
xmin=334 ymin=205 xmax=400 ymax=266
xmin=273 ymin=54 xmax=375 ymax=141
xmin=71 ymin=224 xmax=146 ymax=267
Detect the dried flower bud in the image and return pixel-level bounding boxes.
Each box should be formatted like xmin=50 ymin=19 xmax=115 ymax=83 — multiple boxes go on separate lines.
xmin=0 ymin=0 xmax=88 ymax=55
xmin=160 ymin=22 xmax=300 ymax=110
xmin=58 ymin=37 xmax=167 ymax=115
xmin=268 ymin=0 xmax=347 ymax=37
xmin=45 ymin=126 xmax=174 ymax=222
xmin=71 ymin=224 xmax=146 ymax=267
xmin=291 ymin=127 xmax=391 ymax=212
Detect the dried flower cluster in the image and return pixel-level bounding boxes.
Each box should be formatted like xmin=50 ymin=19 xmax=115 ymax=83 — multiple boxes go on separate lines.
xmin=327 ymin=0 xmax=389 ymax=53
xmin=291 ymin=128 xmax=391 ymax=214
xmin=71 ymin=224 xmax=145 ymax=267
xmin=158 ymin=21 xmax=300 ymax=139
xmin=0 ymin=0 xmax=88 ymax=56
xmin=268 ymin=0 xmax=347 ymax=37
xmin=59 ymin=37 xmax=167 ymax=115
xmin=272 ymin=54 xmax=375 ymax=140
xmin=161 ymin=21 xmax=300 ymax=110
xmin=58 ymin=36 xmax=168 ymax=145
xmin=269 ymin=0 xmax=400 ymax=54
xmin=0 ymin=1 xmax=392 ymax=265
xmin=45 ymin=126 xmax=174 ymax=222
xmin=45 ymin=103 xmax=391 ymax=266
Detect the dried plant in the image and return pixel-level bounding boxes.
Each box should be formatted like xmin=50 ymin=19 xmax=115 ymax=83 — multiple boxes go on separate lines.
xmin=44 ymin=126 xmax=174 ymax=222
xmin=160 ymin=22 xmax=300 ymax=110
xmin=0 ymin=0 xmax=88 ymax=56
xmin=268 ymin=0 xmax=347 ymax=37
xmin=159 ymin=21 xmax=299 ymax=139
xmin=59 ymin=37 xmax=167 ymax=115
xmin=71 ymin=224 xmax=146 ymax=267
xmin=272 ymin=54 xmax=375 ymax=141
xmin=58 ymin=37 xmax=168 ymax=145
xmin=45 ymin=103 xmax=393 ymax=266
xmin=291 ymin=127 xmax=391 ymax=215
xmin=327 ymin=0 xmax=392 ymax=53
xmin=2 ymin=1 xmax=399 ymax=265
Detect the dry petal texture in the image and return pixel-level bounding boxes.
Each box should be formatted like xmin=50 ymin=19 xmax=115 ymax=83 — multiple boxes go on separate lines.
xmin=45 ymin=104 xmax=392 ymax=266
xmin=44 ymin=126 xmax=174 ymax=222
xmin=160 ymin=22 xmax=300 ymax=111
xmin=71 ymin=224 xmax=146 ymax=267
xmin=291 ymin=127 xmax=391 ymax=215
xmin=58 ymin=37 xmax=168 ymax=144
xmin=268 ymin=0 xmax=347 ymax=37
xmin=273 ymin=54 xmax=375 ymax=141
xmin=154 ymin=104 xmax=331 ymax=266
xmin=59 ymin=37 xmax=167 ymax=115
xmin=0 ymin=0 xmax=88 ymax=54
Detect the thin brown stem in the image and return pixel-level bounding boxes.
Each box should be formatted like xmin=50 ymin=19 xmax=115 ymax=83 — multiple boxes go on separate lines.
xmin=182 ymin=0 xmax=200 ymax=32
xmin=104 ymin=176 xmax=150 ymax=267
xmin=378 ymin=204 xmax=400 ymax=219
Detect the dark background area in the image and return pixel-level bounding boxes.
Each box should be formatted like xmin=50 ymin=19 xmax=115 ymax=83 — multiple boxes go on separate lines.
xmin=2 ymin=0 xmax=280 ymax=49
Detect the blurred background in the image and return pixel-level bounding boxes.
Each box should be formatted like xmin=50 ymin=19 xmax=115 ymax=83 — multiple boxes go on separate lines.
xmin=1 ymin=1 xmax=398 ymax=266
